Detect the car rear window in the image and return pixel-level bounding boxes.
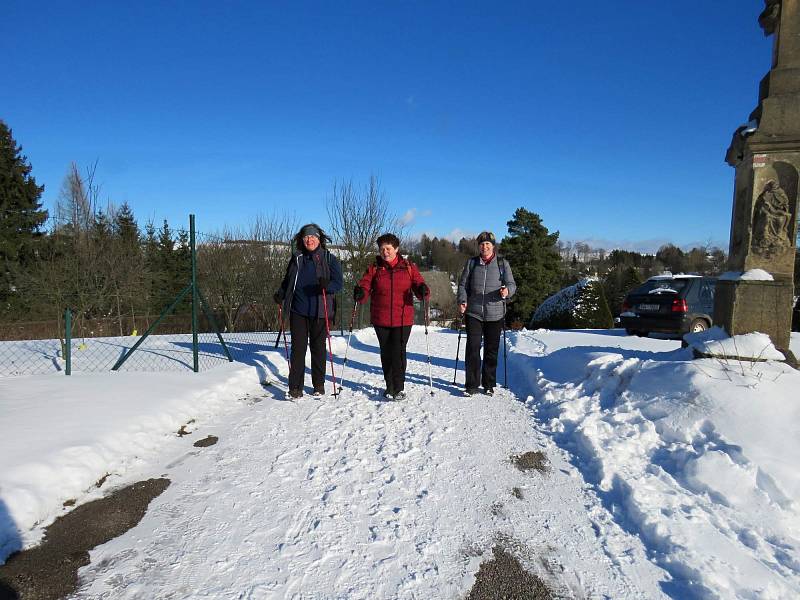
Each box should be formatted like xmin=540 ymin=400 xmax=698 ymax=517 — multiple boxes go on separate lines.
xmin=631 ymin=279 xmax=690 ymax=295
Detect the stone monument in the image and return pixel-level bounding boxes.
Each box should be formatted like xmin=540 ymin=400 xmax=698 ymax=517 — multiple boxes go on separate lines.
xmin=714 ymin=0 xmax=800 ymax=354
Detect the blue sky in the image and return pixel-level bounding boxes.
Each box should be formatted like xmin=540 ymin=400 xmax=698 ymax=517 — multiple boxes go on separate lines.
xmin=3 ymin=1 xmax=771 ymax=252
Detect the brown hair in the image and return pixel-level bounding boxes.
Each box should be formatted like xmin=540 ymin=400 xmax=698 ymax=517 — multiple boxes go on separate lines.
xmin=376 ymin=233 xmax=400 ymax=249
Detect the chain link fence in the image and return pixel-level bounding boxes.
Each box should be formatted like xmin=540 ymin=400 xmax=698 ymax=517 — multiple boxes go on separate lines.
xmin=1 ymin=215 xmax=454 ymax=379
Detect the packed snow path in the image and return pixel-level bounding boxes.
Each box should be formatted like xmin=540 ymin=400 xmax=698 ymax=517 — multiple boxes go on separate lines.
xmin=70 ymin=327 xmax=668 ymax=599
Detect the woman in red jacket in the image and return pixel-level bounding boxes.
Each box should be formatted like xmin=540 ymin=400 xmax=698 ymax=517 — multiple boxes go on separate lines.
xmin=354 ymin=233 xmax=429 ymax=400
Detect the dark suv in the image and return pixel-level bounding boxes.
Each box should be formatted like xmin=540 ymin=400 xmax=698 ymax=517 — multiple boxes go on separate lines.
xmin=620 ymin=275 xmax=716 ymax=337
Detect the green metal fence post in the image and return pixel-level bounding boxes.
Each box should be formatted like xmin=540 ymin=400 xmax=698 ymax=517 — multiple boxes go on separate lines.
xmin=190 ymin=214 xmax=199 ymax=373
xmin=65 ymin=308 xmax=72 ymax=376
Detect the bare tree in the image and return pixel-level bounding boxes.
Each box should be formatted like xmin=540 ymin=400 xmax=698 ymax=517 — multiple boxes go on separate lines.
xmin=325 ymin=176 xmax=406 ymax=280
xmin=198 ymin=212 xmax=297 ymax=332
xmin=54 ymin=162 xmax=99 ymax=237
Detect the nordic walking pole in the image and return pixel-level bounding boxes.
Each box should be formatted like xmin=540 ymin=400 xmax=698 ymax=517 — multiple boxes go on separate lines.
xmin=276 ymin=304 xmax=289 ymax=366
xmin=338 ymin=303 xmax=359 ymax=395
xmin=274 ymin=305 xmax=283 ymax=348
xmin=501 ymin=288 xmax=508 ymax=388
xmin=424 ymin=296 xmax=434 ymax=396
xmin=321 ymin=288 xmax=338 ymax=398
xmin=453 ymin=312 xmax=463 ymax=384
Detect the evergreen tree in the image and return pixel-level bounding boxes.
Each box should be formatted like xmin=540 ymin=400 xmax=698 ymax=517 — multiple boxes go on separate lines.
xmin=173 ymin=228 xmax=192 ymax=315
xmin=573 ymin=279 xmax=613 ymax=329
xmin=113 ymin=203 xmax=139 ymax=245
xmin=151 ymin=220 xmax=177 ymax=311
xmin=0 ymin=120 xmax=48 ymax=312
xmin=92 ymin=210 xmax=113 ymax=243
xmin=603 ymin=264 xmax=643 ymax=316
xmin=143 ymin=220 xmax=162 ymax=313
xmin=500 ymin=207 xmax=563 ymax=324
xmin=110 ymin=203 xmax=145 ymax=332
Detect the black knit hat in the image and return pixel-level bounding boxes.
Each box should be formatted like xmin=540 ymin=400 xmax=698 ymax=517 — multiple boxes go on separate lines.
xmin=476 ymin=231 xmax=496 ymax=245
xmin=299 ymin=224 xmax=321 ymax=239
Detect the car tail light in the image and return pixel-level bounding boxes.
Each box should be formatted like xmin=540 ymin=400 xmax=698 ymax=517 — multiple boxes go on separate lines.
xmin=622 ymin=300 xmax=631 ymax=312
xmin=671 ymin=298 xmax=688 ymax=313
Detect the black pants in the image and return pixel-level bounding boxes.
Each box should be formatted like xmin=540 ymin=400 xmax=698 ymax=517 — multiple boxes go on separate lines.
xmin=289 ymin=312 xmax=327 ymax=392
xmin=465 ymin=315 xmax=503 ymax=390
xmin=374 ymin=325 xmax=412 ymax=394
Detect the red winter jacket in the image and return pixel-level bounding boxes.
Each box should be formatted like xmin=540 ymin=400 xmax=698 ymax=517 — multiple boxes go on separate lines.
xmin=357 ymin=256 xmax=428 ymax=327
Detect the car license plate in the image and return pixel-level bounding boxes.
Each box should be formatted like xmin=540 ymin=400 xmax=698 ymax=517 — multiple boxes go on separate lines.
xmin=638 ymin=303 xmax=660 ymax=312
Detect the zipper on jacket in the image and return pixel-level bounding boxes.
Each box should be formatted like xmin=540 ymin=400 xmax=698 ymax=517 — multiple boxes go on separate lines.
xmin=390 ymin=268 xmax=395 ymax=328
xmin=481 ymin=264 xmax=488 ymax=319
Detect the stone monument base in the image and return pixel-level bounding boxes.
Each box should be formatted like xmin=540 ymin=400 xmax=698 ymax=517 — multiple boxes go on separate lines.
xmin=713 ymin=279 xmax=794 ymax=353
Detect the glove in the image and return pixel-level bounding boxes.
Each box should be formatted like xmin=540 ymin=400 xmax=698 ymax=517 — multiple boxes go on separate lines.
xmin=353 ymin=286 xmax=365 ymax=302
xmin=418 ymin=283 xmax=430 ymax=298
xmin=318 ymin=276 xmax=330 ymax=290
xmin=273 ymin=291 xmax=283 ymax=305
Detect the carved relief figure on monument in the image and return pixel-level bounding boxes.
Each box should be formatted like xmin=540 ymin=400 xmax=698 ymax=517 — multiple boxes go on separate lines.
xmin=751 ymin=179 xmax=792 ymax=258
xmin=758 ymin=0 xmax=781 ymax=36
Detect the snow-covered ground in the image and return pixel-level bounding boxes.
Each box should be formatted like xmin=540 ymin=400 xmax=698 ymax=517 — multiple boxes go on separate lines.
xmin=1 ymin=328 xmax=799 ymax=598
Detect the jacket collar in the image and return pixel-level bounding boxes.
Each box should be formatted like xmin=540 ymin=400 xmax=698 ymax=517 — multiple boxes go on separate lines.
xmin=377 ymin=255 xmax=406 ymax=269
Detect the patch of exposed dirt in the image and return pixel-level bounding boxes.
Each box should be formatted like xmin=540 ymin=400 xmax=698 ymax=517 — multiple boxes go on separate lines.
xmin=193 ymin=435 xmax=218 ymax=448
xmin=511 ymin=451 xmax=549 ymax=474
xmin=0 ymin=478 xmax=169 ymax=600
xmin=467 ymin=546 xmax=553 ymax=600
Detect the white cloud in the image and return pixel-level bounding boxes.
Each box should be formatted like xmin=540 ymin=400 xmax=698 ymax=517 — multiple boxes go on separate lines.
xmin=399 ymin=208 xmax=432 ymax=226
xmin=443 ymin=228 xmax=475 ymax=243
xmin=400 ymin=209 xmax=417 ymax=226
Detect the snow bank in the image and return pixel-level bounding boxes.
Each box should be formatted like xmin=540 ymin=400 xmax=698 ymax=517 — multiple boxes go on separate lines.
xmin=509 ymin=329 xmax=800 ymax=599
xmin=0 ymin=353 xmax=281 ymax=560
xmin=719 ymin=269 xmax=774 ymax=281
xmin=685 ymin=326 xmax=786 ymax=361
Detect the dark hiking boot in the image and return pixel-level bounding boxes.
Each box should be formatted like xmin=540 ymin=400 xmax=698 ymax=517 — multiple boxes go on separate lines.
xmin=393 ymin=391 xmax=407 ymax=401
xmin=484 ymin=387 xmax=495 ymax=396
xmin=312 ymin=387 xmax=325 ymax=397
xmin=287 ymin=388 xmax=303 ymax=399
xmin=383 ymin=389 xmax=394 ymax=399
xmin=464 ymin=388 xmax=479 ymax=397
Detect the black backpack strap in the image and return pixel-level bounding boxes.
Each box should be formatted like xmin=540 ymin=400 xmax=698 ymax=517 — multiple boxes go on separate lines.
xmin=466 ymin=255 xmax=480 ymax=290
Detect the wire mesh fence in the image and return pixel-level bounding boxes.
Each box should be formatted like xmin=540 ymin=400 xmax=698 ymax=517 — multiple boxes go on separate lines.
xmin=0 ymin=310 xmax=281 ymax=377
xmin=1 ymin=214 xmax=453 ymax=378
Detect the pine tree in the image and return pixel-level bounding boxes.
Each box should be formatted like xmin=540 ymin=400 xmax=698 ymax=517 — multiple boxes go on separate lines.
xmin=603 ymin=264 xmax=643 ymax=316
xmin=0 ymin=120 xmax=48 ymax=312
xmin=113 ymin=203 xmax=139 ymax=246
xmin=573 ymin=279 xmax=613 ymax=329
xmin=143 ymin=220 xmax=162 ymax=313
xmin=110 ymin=203 xmax=145 ymax=332
xmin=500 ymin=207 xmax=563 ymax=325
xmin=92 ymin=210 xmax=113 ymax=243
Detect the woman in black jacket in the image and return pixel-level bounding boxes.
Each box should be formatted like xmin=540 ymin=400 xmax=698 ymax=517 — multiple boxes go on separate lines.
xmin=274 ymin=224 xmax=343 ymax=399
